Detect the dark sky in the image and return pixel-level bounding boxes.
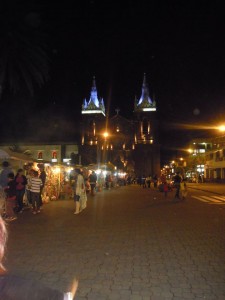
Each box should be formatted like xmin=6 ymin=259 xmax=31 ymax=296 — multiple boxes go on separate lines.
xmin=1 ymin=0 xmax=225 ymax=160
xmin=40 ymin=1 xmax=225 ymax=119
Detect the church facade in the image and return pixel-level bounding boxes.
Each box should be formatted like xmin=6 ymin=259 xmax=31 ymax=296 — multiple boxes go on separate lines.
xmin=80 ymin=74 xmax=160 ymax=177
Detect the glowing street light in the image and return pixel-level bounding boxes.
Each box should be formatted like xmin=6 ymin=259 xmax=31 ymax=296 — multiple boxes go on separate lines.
xmin=103 ymin=131 xmax=109 ymax=138
xmin=218 ymin=125 xmax=225 ymax=132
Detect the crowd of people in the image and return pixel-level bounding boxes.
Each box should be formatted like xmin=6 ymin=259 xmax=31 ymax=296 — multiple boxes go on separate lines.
xmin=0 ymin=161 xmax=47 ymax=221
xmin=137 ymin=172 xmax=188 ymax=201
xmin=0 ymin=161 xmax=124 ymax=219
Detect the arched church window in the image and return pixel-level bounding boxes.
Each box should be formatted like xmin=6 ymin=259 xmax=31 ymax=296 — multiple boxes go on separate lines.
xmin=143 ymin=119 xmax=148 ymax=134
xmin=89 ymin=120 xmax=95 ymax=136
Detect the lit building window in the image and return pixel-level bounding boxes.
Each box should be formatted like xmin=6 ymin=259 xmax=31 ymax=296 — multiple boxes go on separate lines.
xmin=52 ymin=151 xmax=58 ymax=162
xmin=198 ymin=149 xmax=205 ymax=153
xmin=37 ymin=151 xmax=43 ymax=160
xmin=52 ymin=151 xmax=57 ymax=159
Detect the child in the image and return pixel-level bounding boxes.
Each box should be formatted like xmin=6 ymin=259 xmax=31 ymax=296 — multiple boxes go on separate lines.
xmin=180 ymin=178 xmax=188 ymax=200
xmin=4 ymin=173 xmax=17 ymax=221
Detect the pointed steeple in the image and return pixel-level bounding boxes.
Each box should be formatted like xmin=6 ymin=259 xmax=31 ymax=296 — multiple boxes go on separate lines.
xmin=82 ymin=77 xmax=105 ymax=116
xmin=134 ymin=74 xmax=156 ymax=112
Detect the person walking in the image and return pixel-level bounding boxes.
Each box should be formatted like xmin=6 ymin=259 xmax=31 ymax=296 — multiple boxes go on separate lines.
xmin=88 ymin=171 xmax=97 ymax=196
xmin=74 ymin=169 xmax=85 ymax=215
xmin=180 ymin=178 xmax=188 ymax=200
xmin=15 ymin=169 xmax=27 ymax=213
xmin=30 ymin=170 xmax=42 ymax=214
xmin=173 ymin=172 xmax=182 ymax=200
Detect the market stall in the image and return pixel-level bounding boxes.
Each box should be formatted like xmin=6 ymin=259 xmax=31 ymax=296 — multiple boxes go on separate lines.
xmin=0 ymin=149 xmax=33 ymax=173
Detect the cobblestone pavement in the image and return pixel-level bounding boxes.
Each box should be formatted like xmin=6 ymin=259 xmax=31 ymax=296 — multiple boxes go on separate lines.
xmin=4 ymin=184 xmax=225 ymax=300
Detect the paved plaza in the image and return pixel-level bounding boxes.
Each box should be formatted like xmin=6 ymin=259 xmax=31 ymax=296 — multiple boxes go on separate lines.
xmin=4 ymin=184 xmax=225 ymax=300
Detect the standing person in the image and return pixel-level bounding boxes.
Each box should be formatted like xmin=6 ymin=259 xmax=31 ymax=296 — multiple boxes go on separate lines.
xmin=97 ymin=171 xmax=104 ymax=192
xmin=163 ymin=180 xmax=169 ymax=198
xmin=146 ymin=175 xmax=151 ymax=188
xmin=180 ymin=178 xmax=188 ymax=200
xmin=15 ymin=169 xmax=27 ymax=213
xmin=39 ymin=165 xmax=46 ymax=208
xmin=30 ymin=170 xmax=42 ymax=215
xmin=141 ymin=175 xmax=147 ymax=188
xmin=0 ymin=161 xmax=13 ymax=189
xmin=89 ymin=171 xmax=97 ymax=196
xmin=4 ymin=173 xmax=17 ymax=221
xmin=105 ymin=173 xmax=112 ymax=189
xmin=173 ymin=172 xmax=182 ymax=200
xmin=0 ymin=161 xmax=13 ymax=218
xmin=153 ymin=174 xmax=158 ymax=188
xmin=26 ymin=169 xmax=34 ymax=208
xmin=74 ymin=168 xmax=85 ymax=215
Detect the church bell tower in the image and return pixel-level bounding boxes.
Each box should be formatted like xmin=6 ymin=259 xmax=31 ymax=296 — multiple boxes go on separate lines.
xmin=133 ymin=74 xmax=160 ymax=177
xmin=80 ymin=77 xmax=106 ymax=165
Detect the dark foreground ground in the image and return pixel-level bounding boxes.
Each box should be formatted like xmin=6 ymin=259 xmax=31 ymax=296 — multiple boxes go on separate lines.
xmin=4 ymin=184 xmax=225 ymax=300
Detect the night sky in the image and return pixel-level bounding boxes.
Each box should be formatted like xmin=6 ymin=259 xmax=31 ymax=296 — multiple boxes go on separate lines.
xmin=1 ymin=0 xmax=225 ymax=162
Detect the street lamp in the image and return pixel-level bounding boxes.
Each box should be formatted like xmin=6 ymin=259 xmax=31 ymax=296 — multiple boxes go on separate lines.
xmin=218 ymin=125 xmax=225 ymax=132
xmin=103 ymin=131 xmax=109 ymax=139
xmin=97 ymin=131 xmax=109 ymax=166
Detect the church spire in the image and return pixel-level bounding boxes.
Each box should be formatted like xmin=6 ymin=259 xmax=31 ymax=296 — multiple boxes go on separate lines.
xmin=134 ymin=74 xmax=156 ymax=112
xmin=82 ymin=77 xmax=105 ymax=116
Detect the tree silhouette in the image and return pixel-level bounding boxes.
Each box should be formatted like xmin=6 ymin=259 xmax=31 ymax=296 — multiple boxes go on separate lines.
xmin=0 ymin=2 xmax=50 ymax=99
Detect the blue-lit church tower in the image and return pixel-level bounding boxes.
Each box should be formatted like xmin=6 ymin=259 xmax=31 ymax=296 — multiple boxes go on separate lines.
xmin=80 ymin=74 xmax=160 ymax=177
xmin=81 ymin=77 xmax=106 ymax=165
xmin=133 ymin=74 xmax=160 ymax=177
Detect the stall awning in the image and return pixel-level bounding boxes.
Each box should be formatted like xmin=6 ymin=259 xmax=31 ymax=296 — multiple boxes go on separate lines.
xmin=0 ymin=149 xmax=33 ymax=162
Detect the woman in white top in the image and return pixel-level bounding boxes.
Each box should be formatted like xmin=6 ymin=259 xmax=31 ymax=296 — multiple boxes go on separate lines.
xmin=74 ymin=169 xmax=86 ymax=214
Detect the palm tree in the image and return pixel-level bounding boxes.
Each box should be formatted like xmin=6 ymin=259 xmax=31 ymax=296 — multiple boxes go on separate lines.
xmin=0 ymin=2 xmax=50 ymax=99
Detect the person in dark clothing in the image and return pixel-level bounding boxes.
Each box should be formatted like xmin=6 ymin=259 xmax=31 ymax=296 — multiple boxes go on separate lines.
xmin=173 ymin=172 xmax=182 ymax=200
xmin=88 ymin=171 xmax=97 ymax=196
xmin=0 ymin=161 xmax=13 ymax=189
xmin=14 ymin=169 xmax=27 ymax=213
xmin=39 ymin=166 xmax=46 ymax=207
xmin=4 ymin=173 xmax=17 ymax=221
xmin=0 ymin=215 xmax=78 ymax=299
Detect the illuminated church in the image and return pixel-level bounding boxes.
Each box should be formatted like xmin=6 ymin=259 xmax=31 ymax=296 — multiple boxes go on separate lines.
xmin=80 ymin=74 xmax=160 ymax=177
